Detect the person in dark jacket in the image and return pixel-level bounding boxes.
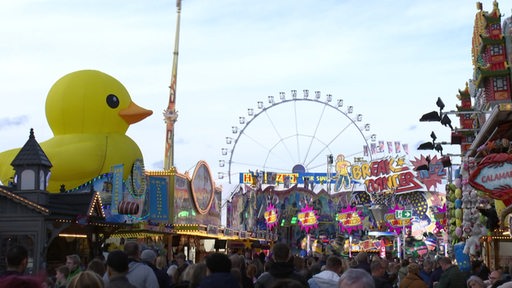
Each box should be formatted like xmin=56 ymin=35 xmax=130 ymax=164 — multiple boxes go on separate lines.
xmin=230 ymin=253 xmax=254 ymax=288
xmin=105 ymin=250 xmax=136 ymax=288
xmin=255 ymin=243 xmax=308 ymax=288
xmin=419 ymin=259 xmax=433 ymax=285
xmin=435 ymin=256 xmax=466 ymax=288
xmin=429 ymin=259 xmax=443 ymax=288
xmin=198 ymin=253 xmax=239 ymax=288
xmin=371 ymin=258 xmax=393 ymax=288
xmin=353 ymin=252 xmax=371 ymax=274
xmin=141 ymin=249 xmax=171 ymax=288
xmin=471 ymin=260 xmax=490 ymax=282
xmin=0 ymin=245 xmax=28 ymax=277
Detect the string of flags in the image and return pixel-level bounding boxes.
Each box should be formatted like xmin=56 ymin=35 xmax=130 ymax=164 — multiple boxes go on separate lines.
xmin=363 ymin=141 xmax=409 ymax=156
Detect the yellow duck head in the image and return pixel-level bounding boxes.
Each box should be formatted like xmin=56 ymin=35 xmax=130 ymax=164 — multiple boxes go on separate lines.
xmin=0 ymin=70 xmax=153 ymax=192
xmin=46 ymin=70 xmax=152 ymax=135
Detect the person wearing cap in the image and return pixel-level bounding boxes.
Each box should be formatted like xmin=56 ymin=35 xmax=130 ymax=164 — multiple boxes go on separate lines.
xmin=399 ymin=263 xmax=427 ymax=288
xmin=105 ymin=250 xmax=135 ymax=288
xmin=141 ymin=249 xmax=171 ymax=288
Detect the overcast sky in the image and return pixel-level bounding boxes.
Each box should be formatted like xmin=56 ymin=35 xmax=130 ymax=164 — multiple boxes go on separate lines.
xmin=0 ymin=0 xmax=505 ymax=196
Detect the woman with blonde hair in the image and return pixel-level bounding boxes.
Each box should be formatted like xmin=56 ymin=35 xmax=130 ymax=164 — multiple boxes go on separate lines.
xmin=67 ymin=270 xmax=104 ymax=288
xmin=155 ymin=255 xmax=167 ymax=271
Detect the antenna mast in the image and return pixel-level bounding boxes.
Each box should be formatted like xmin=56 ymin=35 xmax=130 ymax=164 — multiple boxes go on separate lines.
xmin=164 ymin=0 xmax=182 ymax=170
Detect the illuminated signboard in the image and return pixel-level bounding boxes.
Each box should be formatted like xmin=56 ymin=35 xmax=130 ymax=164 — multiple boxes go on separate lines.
xmin=239 ymin=156 xmax=429 ymax=194
xmin=337 ymin=206 xmax=363 ymax=233
xmin=385 ymin=205 xmax=412 ymax=234
xmin=264 ymin=204 xmax=278 ymax=229
xmin=297 ymin=204 xmax=318 ymax=233
xmin=469 ymin=153 xmax=512 ymax=205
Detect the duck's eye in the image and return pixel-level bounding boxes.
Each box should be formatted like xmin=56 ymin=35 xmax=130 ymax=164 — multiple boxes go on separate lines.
xmin=106 ymin=94 xmax=120 ymax=108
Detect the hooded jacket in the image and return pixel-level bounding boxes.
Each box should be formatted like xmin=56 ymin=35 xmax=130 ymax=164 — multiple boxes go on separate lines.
xmin=307 ymin=270 xmax=339 ymax=288
xmin=398 ymin=272 xmax=427 ymax=288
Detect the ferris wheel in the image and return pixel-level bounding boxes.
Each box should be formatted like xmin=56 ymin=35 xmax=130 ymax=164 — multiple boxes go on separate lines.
xmin=218 ymin=90 xmax=376 ymax=184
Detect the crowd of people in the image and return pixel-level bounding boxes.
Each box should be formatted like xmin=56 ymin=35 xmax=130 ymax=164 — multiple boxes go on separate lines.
xmin=1 ymin=242 xmax=512 ymax=288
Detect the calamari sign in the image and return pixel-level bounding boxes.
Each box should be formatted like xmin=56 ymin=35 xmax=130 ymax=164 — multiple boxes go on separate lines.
xmin=264 ymin=204 xmax=278 ymax=230
xmin=469 ymin=153 xmax=512 ymax=205
xmin=336 ymin=206 xmax=364 ymax=234
xmin=297 ymin=204 xmax=318 ymax=233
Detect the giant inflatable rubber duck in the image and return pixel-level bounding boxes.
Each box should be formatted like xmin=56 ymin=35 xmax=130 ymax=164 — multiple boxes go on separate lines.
xmin=0 ymin=70 xmax=153 ymax=192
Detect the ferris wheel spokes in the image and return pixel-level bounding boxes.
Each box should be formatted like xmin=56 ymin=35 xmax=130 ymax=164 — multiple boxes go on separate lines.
xmin=220 ymin=90 xmax=374 ymax=184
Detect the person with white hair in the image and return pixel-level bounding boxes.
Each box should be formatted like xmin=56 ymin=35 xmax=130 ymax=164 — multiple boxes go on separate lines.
xmin=338 ymin=268 xmax=375 ymax=288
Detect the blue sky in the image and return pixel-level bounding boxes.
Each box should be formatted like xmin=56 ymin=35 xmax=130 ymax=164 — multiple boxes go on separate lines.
xmin=0 ymin=1 xmax=504 ymax=196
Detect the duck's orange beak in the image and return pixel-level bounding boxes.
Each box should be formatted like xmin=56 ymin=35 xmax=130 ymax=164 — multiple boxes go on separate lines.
xmin=119 ymin=101 xmax=153 ymax=124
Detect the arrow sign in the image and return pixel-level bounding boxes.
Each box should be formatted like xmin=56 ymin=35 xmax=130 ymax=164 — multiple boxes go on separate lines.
xmin=395 ymin=210 xmax=412 ymax=219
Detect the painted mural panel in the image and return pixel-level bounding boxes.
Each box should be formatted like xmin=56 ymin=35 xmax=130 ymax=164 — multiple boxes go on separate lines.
xmin=71 ymin=163 xmax=150 ymax=223
xmin=191 ymin=161 xmax=215 ymax=215
xmin=148 ymin=175 xmax=169 ymax=222
xmin=173 ymin=172 xmax=222 ymax=226
xmin=174 ymin=174 xmax=194 ymax=224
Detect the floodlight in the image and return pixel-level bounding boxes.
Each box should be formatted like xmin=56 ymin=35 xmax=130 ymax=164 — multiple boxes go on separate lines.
xmin=419 ymin=111 xmax=441 ymax=122
xmin=418 ymin=142 xmax=435 ymax=150
xmin=441 ymin=114 xmax=454 ymax=130
xmin=436 ymin=97 xmax=445 ymax=110
xmin=434 ymin=143 xmax=444 ymax=155
xmin=430 ymin=131 xmax=437 ymax=142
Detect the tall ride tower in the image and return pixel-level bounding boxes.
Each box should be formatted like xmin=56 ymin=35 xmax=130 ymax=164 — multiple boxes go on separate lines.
xmin=163 ymin=0 xmax=182 ymax=170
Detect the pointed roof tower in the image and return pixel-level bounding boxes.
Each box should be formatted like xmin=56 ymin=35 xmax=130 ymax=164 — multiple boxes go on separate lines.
xmin=11 ymin=129 xmax=53 ymax=197
xmin=11 ymin=128 xmax=52 ymax=168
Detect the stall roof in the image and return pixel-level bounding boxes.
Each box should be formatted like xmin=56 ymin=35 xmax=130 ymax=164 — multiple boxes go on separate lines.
xmin=468 ymin=103 xmax=512 ymax=158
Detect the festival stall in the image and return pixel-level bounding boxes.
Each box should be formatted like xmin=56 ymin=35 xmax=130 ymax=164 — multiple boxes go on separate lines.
xmin=442 ymin=1 xmax=512 ymax=271
xmin=226 ymin=155 xmax=448 ymax=259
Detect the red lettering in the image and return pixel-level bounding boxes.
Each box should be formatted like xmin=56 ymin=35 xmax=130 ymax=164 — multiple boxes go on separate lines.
xmin=243 ymin=173 xmax=253 ymax=183
xmin=395 ymin=171 xmax=423 ymax=193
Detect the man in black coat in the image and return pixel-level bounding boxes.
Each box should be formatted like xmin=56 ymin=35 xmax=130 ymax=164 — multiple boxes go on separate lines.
xmin=0 ymin=245 xmax=28 ymax=277
xmin=198 ymin=253 xmax=240 ymax=288
xmin=255 ymin=242 xmax=309 ymax=288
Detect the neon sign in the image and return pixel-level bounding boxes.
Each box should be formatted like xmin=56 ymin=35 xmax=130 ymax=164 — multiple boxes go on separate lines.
xmin=264 ymin=204 xmax=278 ymax=229
xmin=337 ymin=206 xmax=363 ymax=233
xmin=297 ymin=204 xmax=318 ymax=233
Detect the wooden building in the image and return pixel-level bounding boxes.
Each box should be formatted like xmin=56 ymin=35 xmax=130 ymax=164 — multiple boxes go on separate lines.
xmin=0 ymin=129 xmax=123 ymax=274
